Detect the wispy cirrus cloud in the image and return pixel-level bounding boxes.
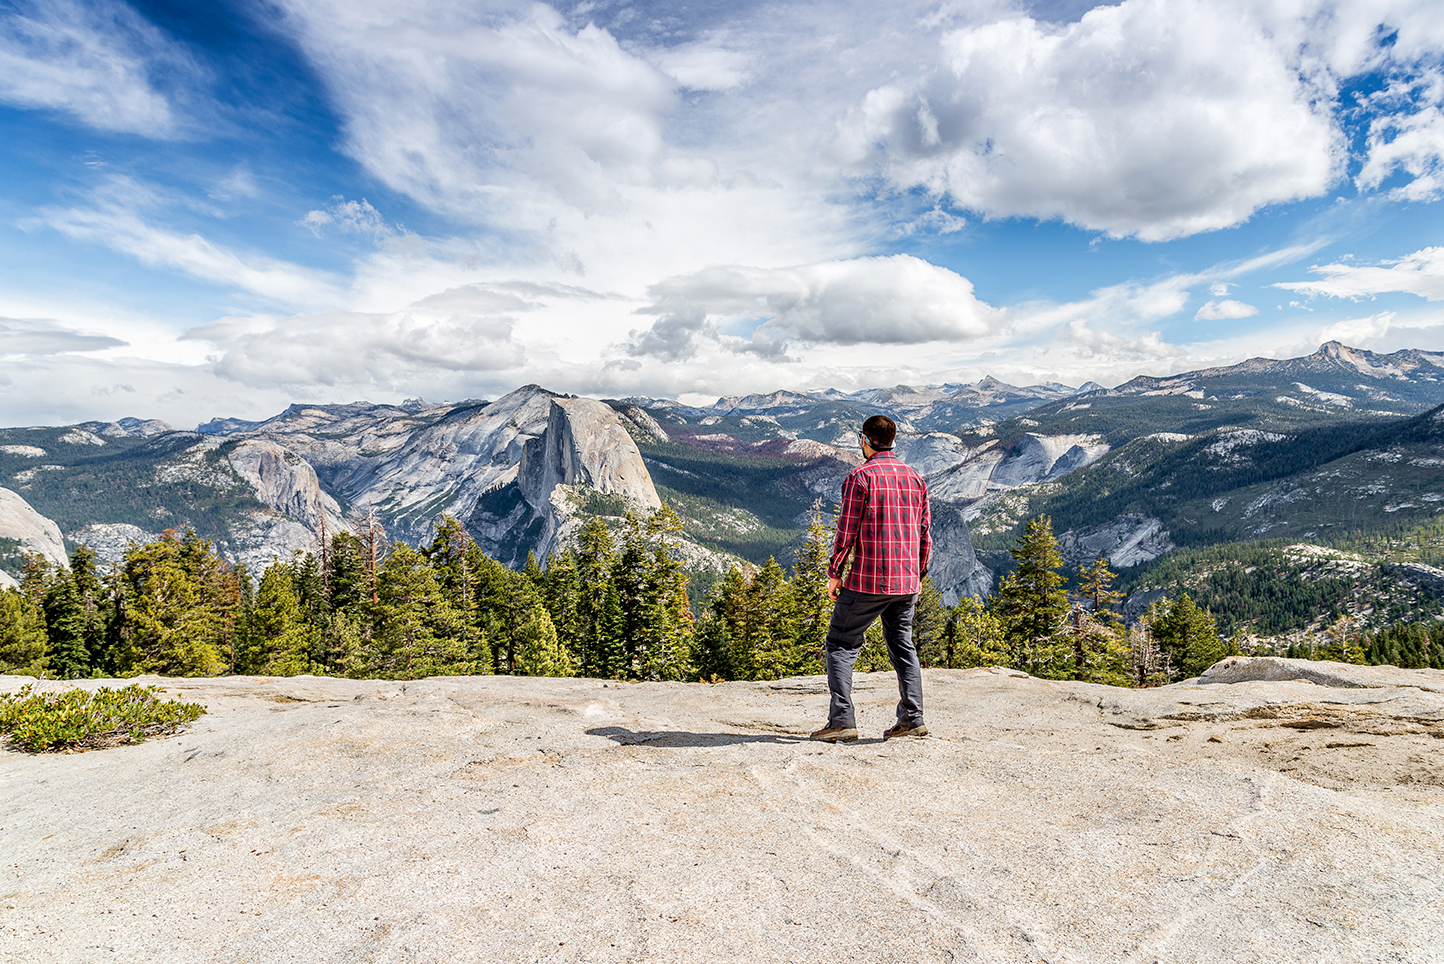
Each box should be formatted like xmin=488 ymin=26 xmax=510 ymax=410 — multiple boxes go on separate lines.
xmin=0 ymin=316 xmax=126 ymax=356
xmin=32 ymin=177 xmax=343 ymax=307
xmin=1275 ymin=246 xmax=1444 ymax=302
xmin=0 ymin=0 xmax=199 ymax=136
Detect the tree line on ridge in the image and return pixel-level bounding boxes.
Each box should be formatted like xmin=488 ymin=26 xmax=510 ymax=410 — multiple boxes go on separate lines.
xmin=4 ymin=507 xmax=1380 ymax=686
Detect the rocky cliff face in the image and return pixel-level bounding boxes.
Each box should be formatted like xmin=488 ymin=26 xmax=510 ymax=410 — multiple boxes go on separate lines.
xmin=519 ymin=398 xmax=661 ymax=516
xmin=225 ymin=440 xmax=346 ymax=534
xmin=1056 ymin=514 xmax=1175 ymax=569
xmin=468 ymin=396 xmax=660 ymax=565
xmin=0 ymin=487 xmax=68 ymax=585
xmin=928 ymin=502 xmax=993 ymax=604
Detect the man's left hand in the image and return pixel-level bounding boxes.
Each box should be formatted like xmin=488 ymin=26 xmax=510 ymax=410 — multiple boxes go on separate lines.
xmin=827 ymin=577 xmax=842 ymax=601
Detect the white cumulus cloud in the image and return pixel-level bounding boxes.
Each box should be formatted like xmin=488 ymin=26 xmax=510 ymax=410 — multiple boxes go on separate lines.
xmin=627 ymin=255 xmax=1003 ymax=360
xmin=1195 ymin=299 xmax=1260 ymax=320
xmin=841 ymin=0 xmax=1344 ymax=241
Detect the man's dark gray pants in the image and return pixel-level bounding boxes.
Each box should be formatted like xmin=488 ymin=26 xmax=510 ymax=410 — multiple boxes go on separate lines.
xmin=825 ymin=589 xmax=923 ymax=729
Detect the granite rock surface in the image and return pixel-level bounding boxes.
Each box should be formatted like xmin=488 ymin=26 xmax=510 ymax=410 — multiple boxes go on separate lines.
xmin=3 ymin=658 xmax=1442 ymax=963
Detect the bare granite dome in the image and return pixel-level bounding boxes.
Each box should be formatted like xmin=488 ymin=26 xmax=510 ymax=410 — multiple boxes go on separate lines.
xmin=0 ymin=486 xmax=67 ymax=584
xmin=3 ymin=657 xmax=1440 ymax=962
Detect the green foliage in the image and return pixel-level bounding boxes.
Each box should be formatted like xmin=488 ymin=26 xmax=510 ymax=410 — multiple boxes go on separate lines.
xmin=366 ymin=545 xmax=473 ymax=679
xmin=1362 ymin=620 xmax=1444 ymax=669
xmin=1058 ymin=608 xmax=1134 ymax=685
xmin=1146 ymin=594 xmax=1236 ymax=680
xmin=0 ymin=429 xmax=270 ymax=545
xmin=789 ymin=505 xmax=834 ymax=670
xmin=926 ymin=596 xmax=1008 ymax=669
xmin=0 ymin=587 xmax=48 ymax=677
xmin=1124 ymin=542 xmax=1369 ymax=637
xmin=994 ymin=515 xmax=1070 ymax=672
xmin=249 ymin=561 xmax=320 ymax=676
xmin=0 ymin=683 xmax=205 ymax=752
xmin=113 ymin=531 xmax=237 ymax=677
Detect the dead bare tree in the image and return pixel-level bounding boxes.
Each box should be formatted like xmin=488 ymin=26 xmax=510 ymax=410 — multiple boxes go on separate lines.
xmin=351 ymin=504 xmax=389 ymax=605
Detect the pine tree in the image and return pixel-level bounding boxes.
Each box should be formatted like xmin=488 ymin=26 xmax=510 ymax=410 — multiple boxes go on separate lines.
xmin=1077 ymin=556 xmax=1124 ymax=624
xmin=0 ymin=586 xmax=48 ymax=676
xmin=511 ymin=591 xmax=574 ymax=677
xmin=911 ymin=576 xmax=947 ymax=666
xmin=1061 ymin=605 xmax=1134 ymax=685
xmin=942 ymin=596 xmax=1008 ymax=668
xmin=598 ymin=579 xmax=625 ymax=676
xmin=351 ymin=506 xmax=389 ymax=606
xmin=624 ymin=506 xmax=694 ymax=681
xmin=327 ymin=530 xmax=369 ymax=616
xmin=367 ymin=545 xmax=470 ymax=679
xmin=745 ymin=558 xmax=797 ymax=681
xmin=1148 ymin=594 xmax=1233 ymax=680
xmin=855 ymin=621 xmax=892 ymax=673
xmin=251 ymin=560 xmax=320 ymax=676
xmin=115 ymin=532 xmax=233 ymax=677
xmin=994 ymin=515 xmax=1069 ymax=674
xmin=539 ymin=549 xmax=581 ymax=663
xmin=690 ymin=609 xmax=732 ymax=682
xmin=706 ymin=566 xmax=751 ymax=680
xmin=574 ymin=518 xmax=616 ymax=677
xmin=68 ymin=546 xmax=109 ymax=673
xmin=607 ymin=516 xmax=647 ymax=677
xmin=789 ymin=501 xmax=833 ymax=674
xmin=1129 ymin=622 xmax=1171 ymax=687
xmin=42 ymin=576 xmax=90 ymax=679
xmin=425 ymin=517 xmax=491 ymax=671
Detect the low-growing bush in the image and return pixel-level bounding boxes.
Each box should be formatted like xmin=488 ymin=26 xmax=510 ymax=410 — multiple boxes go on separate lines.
xmin=0 ymin=684 xmax=206 ymax=753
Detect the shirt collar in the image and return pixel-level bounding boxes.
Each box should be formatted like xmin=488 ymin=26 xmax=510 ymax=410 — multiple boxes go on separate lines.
xmin=865 ymin=449 xmax=897 ymax=462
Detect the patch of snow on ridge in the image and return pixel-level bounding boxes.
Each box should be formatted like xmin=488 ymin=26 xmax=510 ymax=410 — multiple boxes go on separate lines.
xmin=0 ymin=446 xmax=45 ymax=457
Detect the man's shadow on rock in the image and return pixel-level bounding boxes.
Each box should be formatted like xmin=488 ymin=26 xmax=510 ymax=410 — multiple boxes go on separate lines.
xmin=587 ymin=725 xmax=815 ymax=747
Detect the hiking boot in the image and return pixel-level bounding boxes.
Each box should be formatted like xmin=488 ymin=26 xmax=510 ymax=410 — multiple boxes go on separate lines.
xmin=809 ymin=725 xmax=859 ymax=743
xmin=883 ymin=722 xmax=928 ymax=740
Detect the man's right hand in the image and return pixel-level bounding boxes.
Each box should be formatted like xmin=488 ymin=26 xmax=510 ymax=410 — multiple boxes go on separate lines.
xmin=827 ymin=577 xmax=842 ymax=601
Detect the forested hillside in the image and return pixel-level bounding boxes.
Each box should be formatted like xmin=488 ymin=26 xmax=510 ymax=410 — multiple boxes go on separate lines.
xmin=7 ymin=341 xmax=1444 ymax=657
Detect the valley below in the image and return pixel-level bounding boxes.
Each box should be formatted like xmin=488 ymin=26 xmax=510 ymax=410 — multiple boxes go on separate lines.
xmin=3 ymin=658 xmax=1442 ymax=963
xmin=6 ymin=341 xmax=1444 ymax=644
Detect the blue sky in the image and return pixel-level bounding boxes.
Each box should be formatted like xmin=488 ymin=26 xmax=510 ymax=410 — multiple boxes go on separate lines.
xmin=1 ymin=0 xmax=1443 ymax=425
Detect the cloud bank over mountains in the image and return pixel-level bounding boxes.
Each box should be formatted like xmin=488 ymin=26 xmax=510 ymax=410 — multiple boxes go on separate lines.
xmin=0 ymin=0 xmax=1443 ymax=423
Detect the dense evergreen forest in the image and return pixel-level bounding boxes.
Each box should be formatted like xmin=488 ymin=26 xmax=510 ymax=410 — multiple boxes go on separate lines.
xmin=1 ymin=508 xmax=1433 ymax=687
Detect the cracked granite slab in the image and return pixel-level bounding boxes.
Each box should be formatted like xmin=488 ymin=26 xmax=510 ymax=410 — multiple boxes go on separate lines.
xmin=3 ymin=658 xmax=1442 ymax=963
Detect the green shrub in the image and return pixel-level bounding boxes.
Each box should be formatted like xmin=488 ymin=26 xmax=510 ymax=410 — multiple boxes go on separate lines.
xmin=0 ymin=684 xmax=205 ymax=753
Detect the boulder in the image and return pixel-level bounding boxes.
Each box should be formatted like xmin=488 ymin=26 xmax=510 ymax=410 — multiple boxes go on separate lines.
xmin=1200 ymin=655 xmax=1444 ymax=691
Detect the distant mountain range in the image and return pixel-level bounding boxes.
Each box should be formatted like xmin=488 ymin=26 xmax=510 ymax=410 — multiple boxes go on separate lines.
xmin=3 ymin=341 xmax=1444 ymax=616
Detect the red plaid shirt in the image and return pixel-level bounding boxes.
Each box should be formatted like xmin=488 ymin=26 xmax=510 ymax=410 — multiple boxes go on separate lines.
xmin=829 ymin=450 xmax=932 ymax=595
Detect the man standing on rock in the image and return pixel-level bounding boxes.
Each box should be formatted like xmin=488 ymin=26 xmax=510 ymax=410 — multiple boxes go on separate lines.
xmin=811 ymin=414 xmax=931 ymax=744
